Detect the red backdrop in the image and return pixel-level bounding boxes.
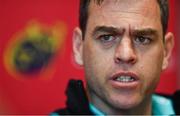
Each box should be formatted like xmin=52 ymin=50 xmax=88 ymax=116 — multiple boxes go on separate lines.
xmin=0 ymin=0 xmax=178 ymax=114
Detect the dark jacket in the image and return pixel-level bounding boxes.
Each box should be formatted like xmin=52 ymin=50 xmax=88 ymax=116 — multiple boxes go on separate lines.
xmin=54 ymin=79 xmax=180 ymax=115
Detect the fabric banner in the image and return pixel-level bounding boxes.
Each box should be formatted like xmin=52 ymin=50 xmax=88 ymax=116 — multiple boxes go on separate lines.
xmin=0 ymin=0 xmax=177 ymax=114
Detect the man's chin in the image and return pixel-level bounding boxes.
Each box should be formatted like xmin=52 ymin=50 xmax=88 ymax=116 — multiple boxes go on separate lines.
xmin=109 ymin=95 xmax=142 ymax=110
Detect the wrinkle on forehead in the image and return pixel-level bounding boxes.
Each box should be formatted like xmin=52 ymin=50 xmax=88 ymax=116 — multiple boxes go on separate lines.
xmin=87 ymin=0 xmax=162 ymax=35
xmin=90 ymin=0 xmax=160 ymax=19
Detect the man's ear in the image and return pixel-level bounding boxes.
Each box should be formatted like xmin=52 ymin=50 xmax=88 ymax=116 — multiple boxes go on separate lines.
xmin=73 ymin=27 xmax=84 ymax=66
xmin=162 ymin=32 xmax=174 ymax=70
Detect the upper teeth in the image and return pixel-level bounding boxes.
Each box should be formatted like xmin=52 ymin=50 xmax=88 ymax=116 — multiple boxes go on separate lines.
xmin=115 ymin=76 xmax=135 ymax=82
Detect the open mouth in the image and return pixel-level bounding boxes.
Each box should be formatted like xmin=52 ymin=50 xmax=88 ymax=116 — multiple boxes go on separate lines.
xmin=113 ymin=76 xmax=137 ymax=83
xmin=109 ymin=72 xmax=139 ymax=89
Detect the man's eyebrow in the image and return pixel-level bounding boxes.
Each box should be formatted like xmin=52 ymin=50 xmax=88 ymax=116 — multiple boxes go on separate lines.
xmin=91 ymin=26 xmax=159 ymax=37
xmin=131 ymin=28 xmax=159 ymax=36
xmin=91 ymin=26 xmax=124 ymax=36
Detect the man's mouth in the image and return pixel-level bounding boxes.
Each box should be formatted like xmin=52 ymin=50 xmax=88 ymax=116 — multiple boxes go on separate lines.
xmin=109 ymin=72 xmax=139 ymax=89
xmin=113 ymin=76 xmax=136 ymax=83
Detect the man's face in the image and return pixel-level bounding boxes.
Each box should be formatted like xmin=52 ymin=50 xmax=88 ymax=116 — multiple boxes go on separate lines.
xmin=73 ymin=0 xmax=174 ymax=113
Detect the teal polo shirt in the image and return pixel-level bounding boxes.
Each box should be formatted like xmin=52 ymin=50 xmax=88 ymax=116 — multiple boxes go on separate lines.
xmin=89 ymin=94 xmax=175 ymax=115
xmin=51 ymin=94 xmax=175 ymax=115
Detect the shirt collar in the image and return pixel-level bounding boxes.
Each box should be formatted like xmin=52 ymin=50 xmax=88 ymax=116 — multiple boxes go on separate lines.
xmin=89 ymin=94 xmax=175 ymax=115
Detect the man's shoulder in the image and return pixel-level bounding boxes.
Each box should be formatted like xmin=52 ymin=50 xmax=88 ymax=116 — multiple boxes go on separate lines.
xmin=154 ymin=91 xmax=180 ymax=115
xmin=51 ymin=79 xmax=93 ymax=115
xmin=51 ymin=108 xmax=70 ymax=115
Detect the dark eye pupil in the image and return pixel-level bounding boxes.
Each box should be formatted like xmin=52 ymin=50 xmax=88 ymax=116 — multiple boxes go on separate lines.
xmin=138 ymin=36 xmax=145 ymax=42
xmin=104 ymin=35 xmax=111 ymax=40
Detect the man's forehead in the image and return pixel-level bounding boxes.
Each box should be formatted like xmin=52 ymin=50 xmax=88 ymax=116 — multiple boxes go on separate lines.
xmin=90 ymin=0 xmax=158 ymax=5
xmin=87 ymin=0 xmax=162 ymax=37
xmin=89 ymin=0 xmax=159 ymax=12
xmin=89 ymin=0 xmax=161 ymax=23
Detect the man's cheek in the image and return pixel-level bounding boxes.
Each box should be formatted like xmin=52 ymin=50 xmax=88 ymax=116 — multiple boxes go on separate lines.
xmin=142 ymin=68 xmax=160 ymax=94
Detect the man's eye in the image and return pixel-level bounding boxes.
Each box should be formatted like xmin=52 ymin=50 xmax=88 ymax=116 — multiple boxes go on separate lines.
xmin=98 ymin=35 xmax=116 ymax=43
xmin=134 ymin=36 xmax=151 ymax=45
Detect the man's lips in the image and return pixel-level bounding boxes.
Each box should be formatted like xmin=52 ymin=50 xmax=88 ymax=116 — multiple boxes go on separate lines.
xmin=110 ymin=71 xmax=139 ymax=81
xmin=109 ymin=71 xmax=140 ymax=89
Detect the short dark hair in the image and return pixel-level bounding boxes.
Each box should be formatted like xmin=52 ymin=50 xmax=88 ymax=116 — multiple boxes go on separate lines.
xmin=79 ymin=0 xmax=169 ymax=38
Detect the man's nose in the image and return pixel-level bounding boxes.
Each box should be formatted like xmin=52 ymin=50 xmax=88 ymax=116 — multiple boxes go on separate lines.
xmin=114 ymin=37 xmax=137 ymax=65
